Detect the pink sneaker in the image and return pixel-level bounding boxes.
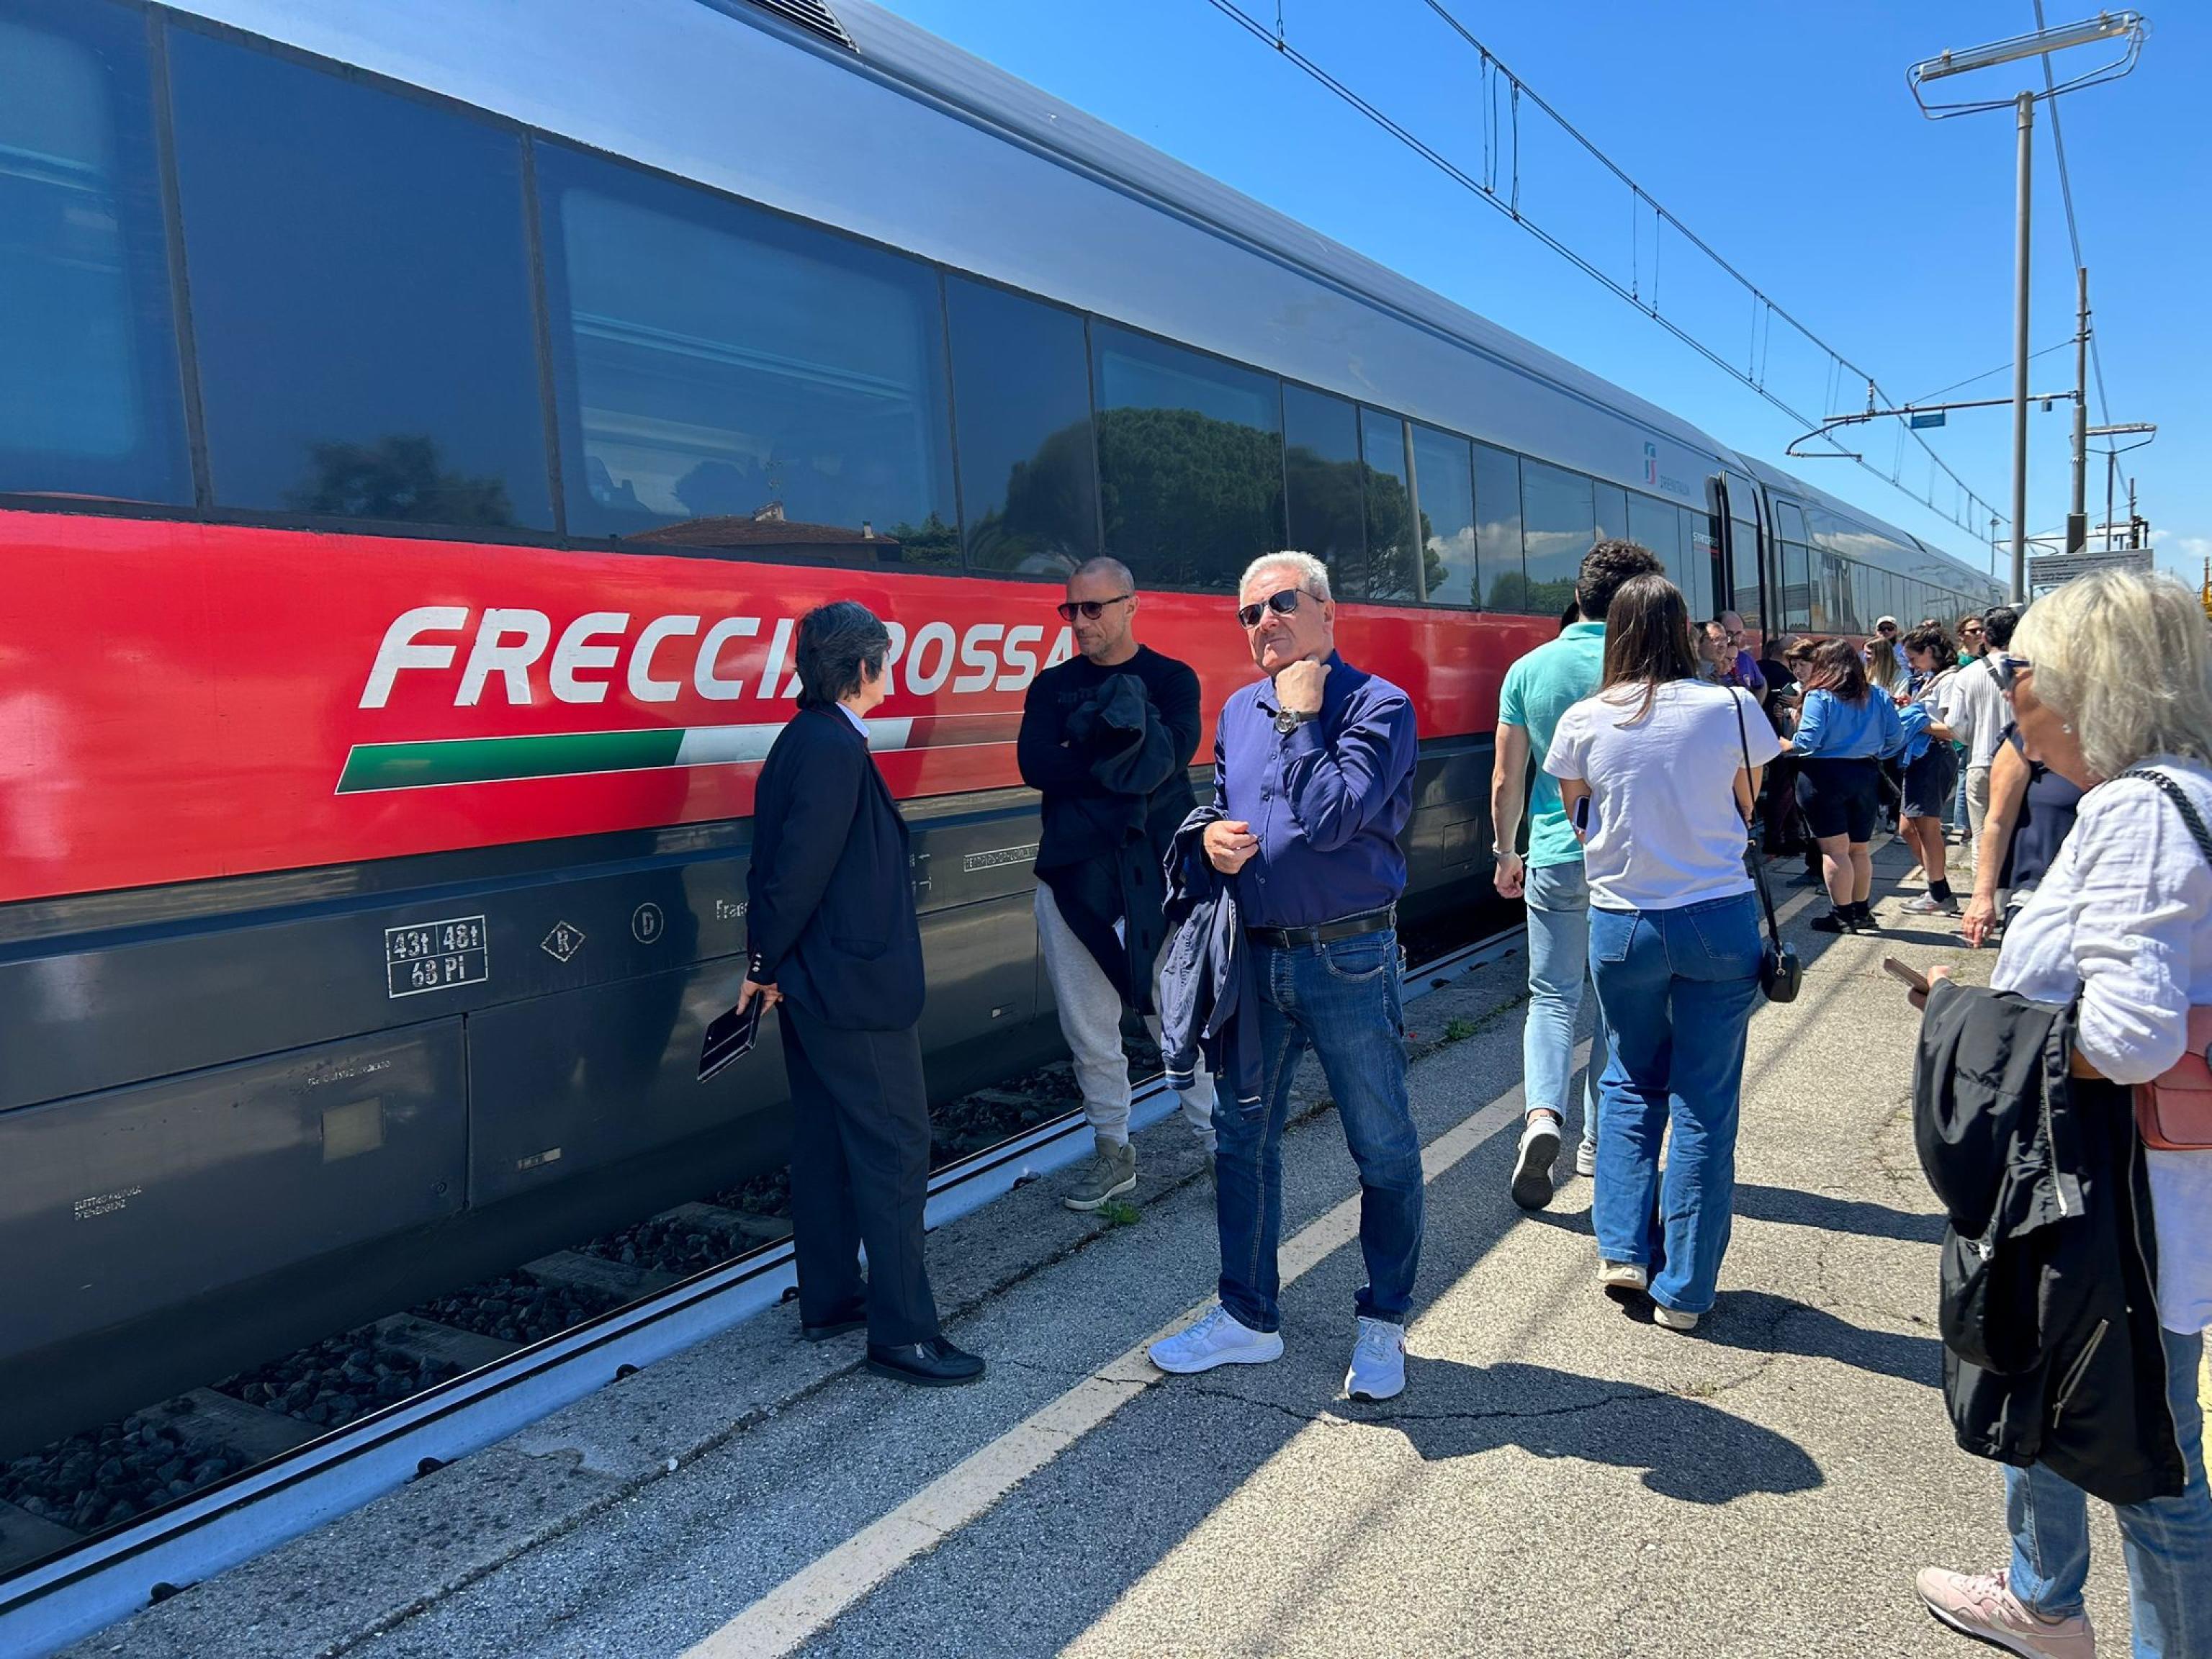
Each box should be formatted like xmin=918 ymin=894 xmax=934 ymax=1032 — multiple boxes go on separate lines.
xmin=1915 ymin=1566 xmax=2096 ymax=1658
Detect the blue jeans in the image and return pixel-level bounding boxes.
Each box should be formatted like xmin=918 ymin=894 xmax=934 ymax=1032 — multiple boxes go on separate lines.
xmin=1213 ymin=929 xmax=1423 ymax=1333
xmin=1523 ymin=860 xmax=1609 ymax=1149
xmin=2008 ymin=1326 xmax=2211 ymax=1658
xmin=1587 ymin=892 xmax=1763 ymax=1316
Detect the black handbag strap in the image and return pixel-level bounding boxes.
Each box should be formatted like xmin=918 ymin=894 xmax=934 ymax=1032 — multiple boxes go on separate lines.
xmin=1730 ymin=689 xmax=1788 ymax=950
xmin=2116 ymin=766 xmax=2212 ymax=864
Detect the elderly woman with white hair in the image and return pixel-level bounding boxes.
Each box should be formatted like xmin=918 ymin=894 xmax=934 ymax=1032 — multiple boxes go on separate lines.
xmin=1912 ymin=570 xmax=2212 ymax=1659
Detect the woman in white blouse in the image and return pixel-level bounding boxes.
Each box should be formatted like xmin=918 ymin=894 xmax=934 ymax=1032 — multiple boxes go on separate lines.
xmin=1546 ymin=574 xmax=1779 ymax=1331
xmin=1914 ymin=570 xmax=2212 ymax=1659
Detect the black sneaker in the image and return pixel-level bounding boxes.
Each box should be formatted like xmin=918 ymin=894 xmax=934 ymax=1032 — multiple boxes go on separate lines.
xmin=1809 ymin=909 xmax=1851 ymax=932
xmin=1848 ymin=903 xmax=1879 ymax=933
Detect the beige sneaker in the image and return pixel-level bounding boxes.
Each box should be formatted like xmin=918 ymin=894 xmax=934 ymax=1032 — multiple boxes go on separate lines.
xmin=1915 ymin=1567 xmax=2096 ymax=1658
xmin=1652 ymin=1305 xmax=1700 ymax=1332
xmin=1597 ymin=1260 xmax=1649 ymax=1293
xmin=1063 ymin=1141 xmax=1137 ymax=1212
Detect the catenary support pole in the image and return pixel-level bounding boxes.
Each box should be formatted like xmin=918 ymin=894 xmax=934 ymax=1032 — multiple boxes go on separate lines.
xmin=2010 ymin=90 xmax=2033 ymax=601
xmin=2068 ymin=266 xmax=2088 ymax=555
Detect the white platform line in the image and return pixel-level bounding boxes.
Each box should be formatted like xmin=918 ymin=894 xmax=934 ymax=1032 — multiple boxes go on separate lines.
xmin=683 ymin=1071 xmax=1544 ymax=1659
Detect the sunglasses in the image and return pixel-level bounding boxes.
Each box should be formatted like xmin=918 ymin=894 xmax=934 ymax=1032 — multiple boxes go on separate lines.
xmin=1237 ymin=588 xmax=1313 ymax=629
xmin=1992 ymin=653 xmax=2033 ymax=693
xmin=1056 ymin=593 xmax=1130 ymax=621
xmin=1961 ymin=624 xmax=1984 ymax=634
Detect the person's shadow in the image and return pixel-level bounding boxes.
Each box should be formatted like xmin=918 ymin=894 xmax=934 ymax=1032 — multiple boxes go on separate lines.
xmin=1732 ymin=1183 xmax=1946 ymax=1246
xmin=1370 ymin=1358 xmax=1823 ymax=1504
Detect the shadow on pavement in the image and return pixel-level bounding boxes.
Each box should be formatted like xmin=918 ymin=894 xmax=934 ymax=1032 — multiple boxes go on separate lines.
xmin=1381 ymin=1357 xmax=1825 ymax=1503
xmin=1732 ymin=1182 xmax=1944 ymax=1246
xmin=1687 ymin=1289 xmax=1943 ymax=1388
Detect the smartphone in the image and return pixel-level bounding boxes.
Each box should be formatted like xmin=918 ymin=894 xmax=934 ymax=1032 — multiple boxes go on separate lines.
xmin=698 ymin=993 xmax=764 ymax=1082
xmin=1571 ymin=796 xmax=1592 ymax=836
xmin=1881 ymin=956 xmax=1930 ymax=994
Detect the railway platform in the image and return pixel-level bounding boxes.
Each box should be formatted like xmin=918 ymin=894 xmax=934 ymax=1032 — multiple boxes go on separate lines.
xmin=62 ymin=842 xmax=2170 ymax=1659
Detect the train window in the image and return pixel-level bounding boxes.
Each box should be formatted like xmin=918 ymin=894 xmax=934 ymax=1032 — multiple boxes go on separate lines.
xmin=168 ymin=30 xmax=549 ymax=529
xmin=1094 ymin=325 xmax=1282 ymax=593
xmin=1775 ymin=500 xmax=1808 ymax=547
xmin=1625 ymin=490 xmax=1680 ymax=584
xmin=0 ymin=0 xmax=188 ymax=505
xmin=1781 ymin=541 xmax=1811 ymax=630
xmin=1282 ymin=384 xmax=1363 ymax=598
xmin=1730 ymin=516 xmax=1762 ymax=629
xmin=1593 ymin=483 xmax=1628 ymax=546
xmin=537 ymin=143 xmax=958 ymax=563
xmin=1359 ymin=408 xmax=1419 ymax=603
xmin=1519 ymin=459 xmax=1593 ymax=619
xmin=1473 ymin=442 xmax=1529 ymax=611
xmin=945 ymin=277 xmax=1097 ymax=575
xmin=1411 ymin=423 xmax=1477 ymax=608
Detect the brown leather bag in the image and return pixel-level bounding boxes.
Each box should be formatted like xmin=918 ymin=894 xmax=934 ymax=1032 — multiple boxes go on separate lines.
xmin=2118 ymin=768 xmax=2212 ymax=1150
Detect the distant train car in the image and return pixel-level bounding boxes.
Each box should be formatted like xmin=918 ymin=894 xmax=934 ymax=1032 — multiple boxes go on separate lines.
xmin=0 ymin=0 xmax=2002 ymax=1447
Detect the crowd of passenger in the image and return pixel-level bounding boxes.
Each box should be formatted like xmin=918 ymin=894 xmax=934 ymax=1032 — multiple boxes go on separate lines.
xmin=732 ymin=542 xmax=2207 ymax=1657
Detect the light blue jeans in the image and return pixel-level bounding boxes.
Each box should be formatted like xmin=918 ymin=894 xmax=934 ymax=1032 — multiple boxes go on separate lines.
xmin=2007 ymin=1325 xmax=2211 ymax=1658
xmin=1523 ymin=860 xmax=1608 ymax=1151
xmin=1586 ymin=892 xmax=1763 ymax=1316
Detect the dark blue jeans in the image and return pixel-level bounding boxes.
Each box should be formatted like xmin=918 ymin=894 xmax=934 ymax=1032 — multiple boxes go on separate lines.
xmin=1587 ymin=892 xmax=1762 ymax=1316
xmin=1213 ymin=929 xmax=1424 ymax=1333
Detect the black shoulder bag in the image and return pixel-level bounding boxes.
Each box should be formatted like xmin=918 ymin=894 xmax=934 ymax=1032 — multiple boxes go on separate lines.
xmin=1731 ymin=690 xmax=1802 ymax=1003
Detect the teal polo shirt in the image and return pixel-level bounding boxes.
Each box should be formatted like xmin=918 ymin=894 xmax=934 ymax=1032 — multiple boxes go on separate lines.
xmin=1498 ymin=621 xmax=1606 ymax=869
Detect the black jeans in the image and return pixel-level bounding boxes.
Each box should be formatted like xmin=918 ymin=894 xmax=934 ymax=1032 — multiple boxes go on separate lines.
xmin=778 ymin=1002 xmax=940 ymax=1346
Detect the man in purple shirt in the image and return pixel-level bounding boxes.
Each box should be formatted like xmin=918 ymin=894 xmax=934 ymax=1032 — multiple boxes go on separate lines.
xmin=1148 ymin=552 xmax=1422 ymax=1403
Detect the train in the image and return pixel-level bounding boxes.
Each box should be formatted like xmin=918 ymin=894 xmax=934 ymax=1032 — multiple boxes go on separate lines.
xmin=0 ymin=0 xmax=2006 ymax=1456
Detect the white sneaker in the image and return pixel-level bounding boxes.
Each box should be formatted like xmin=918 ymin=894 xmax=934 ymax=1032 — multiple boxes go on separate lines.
xmin=1511 ymin=1113 xmax=1562 ymax=1210
xmin=1903 ymin=894 xmax=1959 ymax=916
xmin=1343 ymin=1316 xmax=1406 ymax=1402
xmin=1574 ymin=1138 xmax=1598 ymax=1178
xmin=1148 ymin=1304 xmax=1283 ymax=1374
xmin=1598 ymin=1260 xmax=1649 ymax=1292
xmin=1652 ymin=1304 xmax=1700 ymax=1331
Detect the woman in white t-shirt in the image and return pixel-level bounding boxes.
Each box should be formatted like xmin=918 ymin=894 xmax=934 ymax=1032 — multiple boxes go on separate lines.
xmin=1546 ymin=574 xmax=1780 ymax=1332
xmin=1910 ymin=570 xmax=2211 ymax=1658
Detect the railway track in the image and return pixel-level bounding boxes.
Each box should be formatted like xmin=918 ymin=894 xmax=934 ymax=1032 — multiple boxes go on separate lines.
xmin=0 ymin=925 xmax=1516 ymax=1658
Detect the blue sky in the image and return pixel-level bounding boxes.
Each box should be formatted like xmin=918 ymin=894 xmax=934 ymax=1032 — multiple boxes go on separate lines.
xmin=871 ymin=0 xmax=2206 ymax=589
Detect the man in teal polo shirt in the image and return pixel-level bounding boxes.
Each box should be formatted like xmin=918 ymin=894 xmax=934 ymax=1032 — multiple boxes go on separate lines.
xmin=1491 ymin=539 xmax=1661 ymax=1209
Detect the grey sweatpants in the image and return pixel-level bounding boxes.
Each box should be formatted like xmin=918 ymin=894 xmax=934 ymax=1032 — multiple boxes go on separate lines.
xmin=1035 ymin=883 xmax=1215 ymax=1151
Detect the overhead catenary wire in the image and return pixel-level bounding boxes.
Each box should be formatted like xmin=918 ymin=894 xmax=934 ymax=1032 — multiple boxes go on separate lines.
xmin=1200 ymin=0 xmax=2008 ymax=539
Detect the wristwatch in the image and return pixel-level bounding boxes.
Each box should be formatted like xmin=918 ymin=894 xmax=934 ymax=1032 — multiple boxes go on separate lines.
xmin=1272 ymin=706 xmax=1314 ymax=737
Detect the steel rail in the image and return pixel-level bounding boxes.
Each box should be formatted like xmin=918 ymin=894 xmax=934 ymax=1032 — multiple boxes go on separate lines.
xmin=0 ymin=924 xmax=1520 ymax=1658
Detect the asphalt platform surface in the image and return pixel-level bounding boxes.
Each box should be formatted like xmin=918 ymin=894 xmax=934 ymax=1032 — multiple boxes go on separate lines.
xmin=68 ymin=839 xmax=2177 ymax=1659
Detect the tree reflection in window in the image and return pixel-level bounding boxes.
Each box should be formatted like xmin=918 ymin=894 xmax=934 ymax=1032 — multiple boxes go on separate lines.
xmin=1093 ymin=326 xmax=1282 ymax=593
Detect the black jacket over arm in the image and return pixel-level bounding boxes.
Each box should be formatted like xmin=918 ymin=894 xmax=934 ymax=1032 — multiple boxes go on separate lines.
xmin=1914 ymin=979 xmax=2185 ymax=1505
xmin=745 ymin=704 xmax=924 ymax=1033
xmin=1019 ymin=652 xmax=1201 ymax=1013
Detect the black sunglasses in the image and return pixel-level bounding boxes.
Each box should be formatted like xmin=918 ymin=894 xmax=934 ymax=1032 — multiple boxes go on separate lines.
xmin=1237 ymin=588 xmax=1313 ymax=628
xmin=1992 ymin=653 xmax=2033 ymax=693
xmin=1056 ymin=593 xmax=1131 ymax=621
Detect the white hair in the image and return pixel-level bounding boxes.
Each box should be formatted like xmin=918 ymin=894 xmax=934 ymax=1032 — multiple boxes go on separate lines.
xmin=2010 ymin=569 xmax=2212 ymax=780
xmin=1239 ymin=550 xmax=1331 ymax=601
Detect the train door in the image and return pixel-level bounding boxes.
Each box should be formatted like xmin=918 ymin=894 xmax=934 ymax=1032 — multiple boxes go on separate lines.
xmin=1713 ymin=473 xmax=1766 ymax=642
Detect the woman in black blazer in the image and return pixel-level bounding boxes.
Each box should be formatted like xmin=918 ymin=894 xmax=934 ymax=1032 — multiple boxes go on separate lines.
xmin=738 ymin=601 xmax=984 ymax=1388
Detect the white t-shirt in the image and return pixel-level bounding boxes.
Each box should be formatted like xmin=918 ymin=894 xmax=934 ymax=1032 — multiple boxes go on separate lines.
xmin=1948 ymin=656 xmax=2008 ymax=768
xmin=1545 ymin=681 xmax=1781 ymax=912
xmin=1990 ymin=759 xmax=2212 ymax=1334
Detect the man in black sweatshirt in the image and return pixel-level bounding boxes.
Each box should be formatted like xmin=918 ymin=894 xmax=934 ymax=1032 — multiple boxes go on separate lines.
xmin=1019 ymin=557 xmax=1213 ymax=1211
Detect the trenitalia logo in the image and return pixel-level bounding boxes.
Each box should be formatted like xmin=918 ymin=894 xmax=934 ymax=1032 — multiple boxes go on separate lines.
xmin=336 ymin=606 xmax=1066 ymax=795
